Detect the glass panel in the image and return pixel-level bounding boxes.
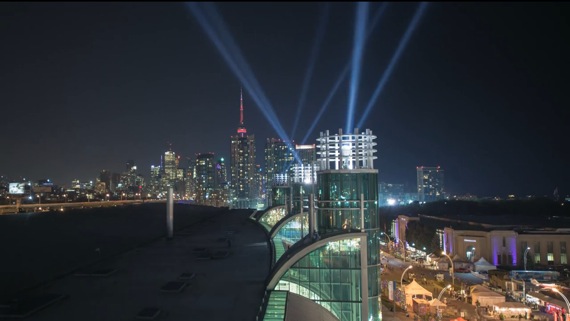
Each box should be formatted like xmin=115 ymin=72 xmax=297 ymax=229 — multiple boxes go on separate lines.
xmin=260 ymin=206 xmax=288 ymax=231
xmin=315 ymin=171 xmax=380 ymax=321
xmin=263 ymin=291 xmax=288 ymax=321
xmin=275 ymin=238 xmax=364 ymax=321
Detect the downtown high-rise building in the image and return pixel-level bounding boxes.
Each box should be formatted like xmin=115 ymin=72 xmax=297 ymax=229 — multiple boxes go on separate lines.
xmin=264 ymin=138 xmax=295 ymax=204
xmin=416 ymin=165 xmax=445 ymax=202
xmin=215 ymin=157 xmax=228 ymax=190
xmin=149 ymin=165 xmax=162 ymax=196
xmin=292 ymin=143 xmax=317 ymax=185
xmin=147 ymin=148 xmax=185 ymax=198
xmin=185 ymin=157 xmax=196 ymax=200
xmin=230 ymin=90 xmax=256 ymax=209
xmin=118 ymin=160 xmax=144 ymax=196
xmin=195 ymin=153 xmax=215 ymax=204
xmin=98 ymin=170 xmax=112 ymax=193
xmin=163 ymin=149 xmax=178 ymax=183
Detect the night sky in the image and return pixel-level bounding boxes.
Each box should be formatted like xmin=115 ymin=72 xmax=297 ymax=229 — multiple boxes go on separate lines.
xmin=1 ymin=2 xmax=569 ymax=197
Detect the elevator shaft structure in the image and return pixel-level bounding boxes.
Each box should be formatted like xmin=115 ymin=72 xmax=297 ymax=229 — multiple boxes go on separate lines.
xmin=316 ymin=128 xmax=381 ymax=321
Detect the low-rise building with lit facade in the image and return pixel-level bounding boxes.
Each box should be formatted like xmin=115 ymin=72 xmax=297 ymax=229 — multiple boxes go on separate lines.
xmin=393 ymin=214 xmax=570 ymax=269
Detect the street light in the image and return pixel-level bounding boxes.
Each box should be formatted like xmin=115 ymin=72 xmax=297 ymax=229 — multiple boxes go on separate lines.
xmin=524 ymin=247 xmax=531 ymax=270
xmin=400 ymin=265 xmax=413 ymax=312
xmin=438 ymin=284 xmax=452 ymax=301
xmin=380 ymin=232 xmax=392 ymax=253
xmin=442 ymin=251 xmax=455 ymax=287
xmin=553 ymin=288 xmax=570 ymax=321
xmin=437 ymin=284 xmax=452 ymax=319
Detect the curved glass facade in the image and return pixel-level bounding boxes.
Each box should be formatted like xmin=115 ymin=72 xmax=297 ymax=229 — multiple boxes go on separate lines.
xmin=271 ymin=213 xmax=309 ymax=263
xmin=317 ymin=170 xmax=381 ymax=321
xmin=259 ymin=206 xmax=288 ymax=232
xmin=274 ymin=237 xmax=364 ymax=321
xmin=260 ymin=129 xmax=381 ymax=321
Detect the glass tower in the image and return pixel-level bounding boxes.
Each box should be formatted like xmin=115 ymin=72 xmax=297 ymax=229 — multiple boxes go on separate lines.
xmin=316 ymin=128 xmax=380 ymax=321
xmin=261 ymin=128 xmax=380 ymax=321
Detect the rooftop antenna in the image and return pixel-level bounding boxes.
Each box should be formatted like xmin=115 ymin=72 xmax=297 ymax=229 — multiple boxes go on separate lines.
xmin=240 ymin=87 xmax=244 ymax=126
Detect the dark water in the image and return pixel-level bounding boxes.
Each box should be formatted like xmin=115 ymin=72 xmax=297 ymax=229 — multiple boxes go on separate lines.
xmin=0 ymin=203 xmax=224 ymax=300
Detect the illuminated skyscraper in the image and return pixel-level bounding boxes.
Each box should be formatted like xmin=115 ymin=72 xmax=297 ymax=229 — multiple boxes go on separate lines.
xmin=293 ymin=143 xmax=317 ymax=185
xmin=195 ymin=153 xmax=216 ymax=204
xmin=416 ymin=166 xmax=445 ymax=202
xmin=153 ymin=148 xmax=185 ymax=196
xmin=215 ymin=157 xmax=228 ymax=190
xmin=230 ymin=90 xmax=256 ymax=209
xmin=264 ymin=138 xmax=295 ymax=204
xmin=99 ymin=170 xmax=112 ymax=193
xmin=290 ymin=144 xmax=318 ymax=212
xmin=254 ymin=164 xmax=264 ymax=209
xmin=149 ymin=165 xmax=161 ymax=196
xmin=163 ymin=149 xmax=177 ymax=182
xmin=118 ymin=160 xmax=144 ymax=196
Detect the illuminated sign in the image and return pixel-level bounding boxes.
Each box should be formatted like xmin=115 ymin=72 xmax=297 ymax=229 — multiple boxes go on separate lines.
xmin=464 ymin=239 xmax=477 ymax=243
xmin=9 ymin=182 xmax=28 ymax=195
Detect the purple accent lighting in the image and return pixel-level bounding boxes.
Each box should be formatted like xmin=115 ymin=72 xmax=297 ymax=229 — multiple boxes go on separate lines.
xmin=491 ymin=236 xmax=499 ymax=266
xmin=509 ymin=237 xmax=517 ymax=266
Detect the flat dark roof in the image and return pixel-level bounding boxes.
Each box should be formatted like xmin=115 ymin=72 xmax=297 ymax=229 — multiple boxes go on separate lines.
xmin=0 ymin=204 xmax=270 ymax=321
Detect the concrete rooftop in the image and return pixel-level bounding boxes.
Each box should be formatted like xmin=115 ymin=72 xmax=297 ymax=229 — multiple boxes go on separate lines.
xmin=0 ymin=205 xmax=270 ymax=321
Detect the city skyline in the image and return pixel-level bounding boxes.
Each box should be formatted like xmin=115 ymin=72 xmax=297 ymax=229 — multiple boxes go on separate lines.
xmin=1 ymin=2 xmax=569 ymax=197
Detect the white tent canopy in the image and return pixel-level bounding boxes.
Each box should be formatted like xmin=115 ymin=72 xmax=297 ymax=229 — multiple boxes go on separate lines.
xmin=492 ymin=302 xmax=531 ymax=317
xmin=474 ymin=257 xmax=497 ymax=272
xmin=470 ymin=285 xmax=505 ymax=306
xmin=404 ymin=280 xmax=433 ymax=307
xmin=429 ymin=298 xmax=447 ymax=308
